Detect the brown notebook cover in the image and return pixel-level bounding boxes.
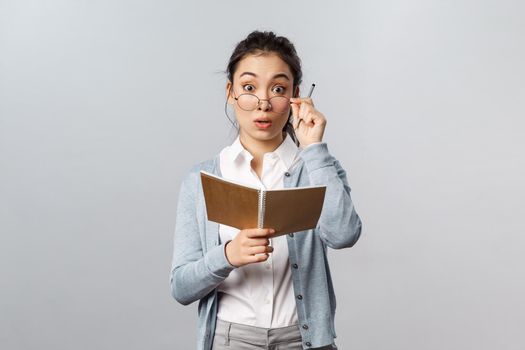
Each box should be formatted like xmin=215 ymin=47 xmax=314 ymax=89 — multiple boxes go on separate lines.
xmin=200 ymin=171 xmax=326 ymax=237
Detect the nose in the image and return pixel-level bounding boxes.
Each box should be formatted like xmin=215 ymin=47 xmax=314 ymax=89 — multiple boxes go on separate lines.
xmin=257 ymin=99 xmax=272 ymax=111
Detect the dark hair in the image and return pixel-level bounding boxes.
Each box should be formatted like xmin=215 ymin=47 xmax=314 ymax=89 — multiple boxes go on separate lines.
xmin=225 ymin=30 xmax=302 ymax=145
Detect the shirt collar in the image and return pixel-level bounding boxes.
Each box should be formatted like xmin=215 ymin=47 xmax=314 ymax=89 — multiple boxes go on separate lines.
xmin=226 ymin=133 xmax=299 ymax=170
xmin=228 ymin=136 xmax=253 ymax=163
xmin=272 ymin=133 xmax=299 ymax=170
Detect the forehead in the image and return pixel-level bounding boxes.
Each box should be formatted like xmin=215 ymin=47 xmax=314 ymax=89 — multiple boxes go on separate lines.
xmin=234 ymin=53 xmax=292 ymax=80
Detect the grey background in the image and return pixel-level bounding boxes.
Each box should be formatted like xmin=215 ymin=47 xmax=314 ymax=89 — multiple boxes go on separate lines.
xmin=1 ymin=0 xmax=524 ymax=349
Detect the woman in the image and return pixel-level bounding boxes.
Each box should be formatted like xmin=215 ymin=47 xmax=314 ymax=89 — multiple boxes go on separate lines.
xmin=170 ymin=30 xmax=362 ymax=350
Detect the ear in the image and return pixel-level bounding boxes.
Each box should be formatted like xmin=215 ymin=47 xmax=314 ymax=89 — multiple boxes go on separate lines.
xmin=226 ymin=81 xmax=233 ymax=104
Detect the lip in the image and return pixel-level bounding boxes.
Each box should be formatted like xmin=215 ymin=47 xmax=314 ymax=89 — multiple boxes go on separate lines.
xmin=254 ymin=116 xmax=271 ymax=122
xmin=254 ymin=118 xmax=272 ymax=130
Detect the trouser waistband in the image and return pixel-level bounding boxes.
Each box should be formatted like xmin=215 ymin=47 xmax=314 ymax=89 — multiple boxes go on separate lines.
xmin=215 ymin=318 xmax=302 ymax=346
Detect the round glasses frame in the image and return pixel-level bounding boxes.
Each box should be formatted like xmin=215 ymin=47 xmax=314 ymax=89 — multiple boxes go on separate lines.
xmin=232 ymin=92 xmax=291 ymax=113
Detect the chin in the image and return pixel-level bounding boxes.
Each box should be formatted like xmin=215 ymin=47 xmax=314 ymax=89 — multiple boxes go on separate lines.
xmin=247 ymin=130 xmax=284 ymax=142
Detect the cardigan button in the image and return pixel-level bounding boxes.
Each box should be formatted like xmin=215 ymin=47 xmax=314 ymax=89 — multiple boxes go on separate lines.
xmin=305 ymin=342 xmax=312 ymax=347
xmin=297 ymin=294 xmax=303 ymax=300
xmin=292 ymin=263 xmax=298 ymax=269
xmin=302 ymin=324 xmax=309 ymax=330
xmin=284 ymin=171 xmax=291 ymax=177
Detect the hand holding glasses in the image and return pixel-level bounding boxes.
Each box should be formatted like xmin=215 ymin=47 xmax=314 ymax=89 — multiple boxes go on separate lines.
xmin=232 ymin=83 xmax=316 ymax=115
xmin=231 ymin=83 xmax=324 ymax=146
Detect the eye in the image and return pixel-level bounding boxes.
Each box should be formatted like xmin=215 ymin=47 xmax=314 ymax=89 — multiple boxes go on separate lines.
xmin=272 ymin=85 xmax=286 ymax=95
xmin=242 ymin=84 xmax=255 ymax=92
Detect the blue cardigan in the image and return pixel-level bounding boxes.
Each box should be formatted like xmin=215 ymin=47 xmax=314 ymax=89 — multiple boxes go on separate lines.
xmin=170 ymin=142 xmax=362 ymax=349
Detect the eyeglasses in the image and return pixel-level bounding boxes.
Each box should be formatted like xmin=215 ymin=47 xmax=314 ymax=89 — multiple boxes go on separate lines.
xmin=232 ymin=92 xmax=291 ymax=113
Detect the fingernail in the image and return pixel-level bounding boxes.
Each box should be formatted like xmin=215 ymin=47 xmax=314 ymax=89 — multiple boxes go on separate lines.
xmin=270 ymin=229 xmax=275 ymax=234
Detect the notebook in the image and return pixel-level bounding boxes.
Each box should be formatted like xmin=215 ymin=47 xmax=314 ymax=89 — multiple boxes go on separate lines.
xmin=200 ymin=170 xmax=326 ymax=237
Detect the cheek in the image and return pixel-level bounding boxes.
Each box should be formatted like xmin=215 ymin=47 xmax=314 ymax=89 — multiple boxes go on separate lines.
xmin=233 ymin=107 xmax=251 ymax=121
xmin=280 ymin=110 xmax=292 ymax=123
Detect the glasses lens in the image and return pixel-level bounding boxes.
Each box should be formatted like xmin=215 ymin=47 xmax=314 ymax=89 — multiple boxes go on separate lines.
xmin=237 ymin=94 xmax=259 ymax=111
xmin=236 ymin=94 xmax=290 ymax=113
xmin=269 ymin=96 xmax=290 ymax=113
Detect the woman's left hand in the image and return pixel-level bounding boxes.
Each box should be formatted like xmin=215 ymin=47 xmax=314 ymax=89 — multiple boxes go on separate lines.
xmin=290 ymin=97 xmax=327 ymax=147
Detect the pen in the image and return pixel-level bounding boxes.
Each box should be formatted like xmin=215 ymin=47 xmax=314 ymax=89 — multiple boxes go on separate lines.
xmin=307 ymin=83 xmax=316 ymax=98
xmin=293 ymin=83 xmax=316 ymax=130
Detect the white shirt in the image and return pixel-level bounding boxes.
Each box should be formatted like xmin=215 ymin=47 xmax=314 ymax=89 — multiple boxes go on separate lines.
xmin=216 ymin=134 xmax=300 ymax=328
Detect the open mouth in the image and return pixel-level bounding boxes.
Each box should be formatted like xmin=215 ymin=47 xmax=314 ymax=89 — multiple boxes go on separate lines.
xmin=254 ymin=120 xmax=272 ymax=129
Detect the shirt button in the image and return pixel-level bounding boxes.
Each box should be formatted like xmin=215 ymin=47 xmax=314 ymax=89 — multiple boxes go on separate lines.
xmin=265 ymin=264 xmax=271 ymax=270
xmin=297 ymin=294 xmax=303 ymax=300
xmin=292 ymin=263 xmax=298 ymax=269
xmin=305 ymin=342 xmax=312 ymax=347
xmin=302 ymin=324 xmax=309 ymax=330
xmin=284 ymin=171 xmax=291 ymax=177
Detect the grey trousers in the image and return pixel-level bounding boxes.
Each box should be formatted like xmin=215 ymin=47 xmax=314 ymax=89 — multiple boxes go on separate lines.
xmin=212 ymin=319 xmax=337 ymax=350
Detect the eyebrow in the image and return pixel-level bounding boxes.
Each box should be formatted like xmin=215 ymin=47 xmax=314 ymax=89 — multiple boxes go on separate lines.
xmin=239 ymin=72 xmax=290 ymax=81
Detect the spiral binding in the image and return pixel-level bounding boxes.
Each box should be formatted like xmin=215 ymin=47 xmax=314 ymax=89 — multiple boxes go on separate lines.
xmin=258 ymin=189 xmax=266 ymax=228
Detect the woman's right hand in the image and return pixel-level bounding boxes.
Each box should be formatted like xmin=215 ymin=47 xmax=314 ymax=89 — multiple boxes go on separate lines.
xmin=224 ymin=228 xmax=275 ymax=267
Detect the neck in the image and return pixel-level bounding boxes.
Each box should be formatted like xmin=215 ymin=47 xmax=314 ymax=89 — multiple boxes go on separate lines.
xmin=239 ymin=132 xmax=286 ymax=161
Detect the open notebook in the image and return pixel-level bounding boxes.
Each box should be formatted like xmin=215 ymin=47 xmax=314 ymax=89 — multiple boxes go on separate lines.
xmin=200 ymin=171 xmax=326 ymax=237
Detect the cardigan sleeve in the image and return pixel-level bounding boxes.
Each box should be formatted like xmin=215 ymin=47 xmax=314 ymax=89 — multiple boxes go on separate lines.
xmin=170 ymin=169 xmax=236 ymax=306
xmin=299 ymin=142 xmax=363 ymax=249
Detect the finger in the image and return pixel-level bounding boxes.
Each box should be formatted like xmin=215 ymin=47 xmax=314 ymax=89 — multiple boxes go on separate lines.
xmin=292 ymin=104 xmax=305 ymax=130
xmin=248 ymin=245 xmax=273 ymax=255
xmin=290 ymin=97 xmax=314 ymax=106
xmin=298 ymin=104 xmax=313 ymax=120
xmin=293 ymin=115 xmax=302 ymax=130
xmin=247 ymin=238 xmax=270 ymax=247
xmin=290 ymin=105 xmax=300 ymax=129
xmin=245 ymin=228 xmax=275 ymax=238
xmin=303 ymin=111 xmax=315 ymax=126
xmin=290 ymin=101 xmax=299 ymax=119
xmin=294 ymin=118 xmax=303 ymax=131
xmin=249 ymin=253 xmax=269 ymax=263
xmin=305 ymin=110 xmax=327 ymax=127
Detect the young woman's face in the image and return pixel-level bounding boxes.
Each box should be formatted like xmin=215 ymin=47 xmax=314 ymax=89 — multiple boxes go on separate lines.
xmin=227 ymin=53 xmax=297 ymax=146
